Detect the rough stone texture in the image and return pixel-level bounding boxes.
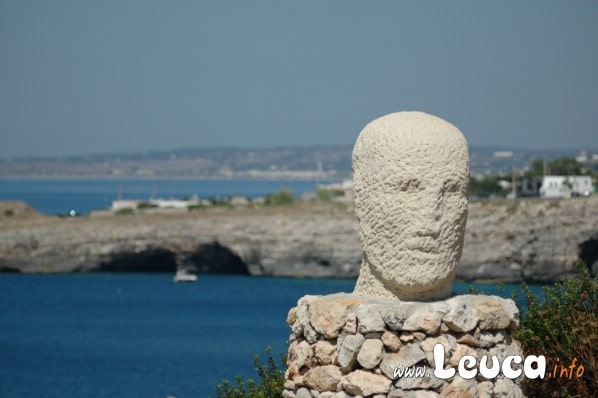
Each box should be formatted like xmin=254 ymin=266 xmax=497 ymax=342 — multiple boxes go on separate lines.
xmin=352 ymin=111 xmax=470 ymax=300
xmin=337 ymin=333 xmax=365 ymax=370
xmin=357 ymin=339 xmax=384 ymax=369
xmin=0 ymin=197 xmax=596 ymax=283
xmin=342 ymin=370 xmax=392 ymax=396
xmin=303 ymin=365 xmax=343 ymax=392
xmin=284 ymin=293 xmax=524 ymax=398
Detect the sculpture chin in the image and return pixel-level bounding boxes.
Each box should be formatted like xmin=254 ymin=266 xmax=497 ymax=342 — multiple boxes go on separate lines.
xmin=355 ymin=248 xmax=459 ymax=300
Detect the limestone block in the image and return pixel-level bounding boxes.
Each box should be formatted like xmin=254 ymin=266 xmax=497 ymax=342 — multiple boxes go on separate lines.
xmin=449 ymin=343 xmax=479 ymax=367
xmin=381 ymin=331 xmax=402 ymax=352
xmin=443 ymin=298 xmax=479 ymax=332
xmin=356 ymin=339 xmax=384 ymax=369
xmin=308 ymin=294 xmax=368 ymax=339
xmin=341 ymin=370 xmax=392 ymax=396
xmin=314 ymin=340 xmax=337 ymax=365
xmin=388 ymin=389 xmax=405 ymax=398
xmin=379 ymin=343 xmax=426 ymax=379
xmin=352 ymin=111 xmax=469 ymax=300
xmin=295 ymin=388 xmax=311 ymax=398
xmin=343 ymin=312 xmax=357 ymax=334
xmin=357 ymin=304 xmax=386 ymax=333
xmin=395 ymin=370 xmax=445 ymax=391
xmin=337 ymin=333 xmax=365 ymax=369
xmin=381 ymin=303 xmax=413 ymax=330
xmin=494 ymin=377 xmax=524 ymax=398
xmin=294 ymin=340 xmax=314 ymax=368
xmin=473 ymin=297 xmax=512 ymax=330
xmin=402 ymin=304 xmax=447 ymax=335
xmin=421 ymin=336 xmax=452 ymax=367
xmin=287 ymin=307 xmax=297 ymax=326
xmin=478 ymin=330 xmax=506 ymax=348
xmin=455 ymin=332 xmax=480 ymax=347
xmin=439 ymin=377 xmax=477 ymax=398
xmin=303 ymin=365 xmax=343 ymax=392
xmin=282 ymin=390 xmax=296 ymax=398
xmin=476 ymin=381 xmax=493 ymax=397
xmin=403 ymin=391 xmax=441 ymax=398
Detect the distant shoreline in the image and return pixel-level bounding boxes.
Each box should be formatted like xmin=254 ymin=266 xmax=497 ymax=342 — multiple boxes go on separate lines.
xmin=1 ymin=197 xmax=596 ymax=283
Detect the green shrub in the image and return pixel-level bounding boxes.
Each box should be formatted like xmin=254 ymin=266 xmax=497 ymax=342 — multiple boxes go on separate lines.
xmin=265 ymin=190 xmax=295 ymax=206
xmin=211 ymin=346 xmax=285 ymax=398
xmin=137 ymin=201 xmax=158 ymax=210
xmin=317 ymin=188 xmax=345 ymax=202
xmin=114 ymin=208 xmax=134 ymax=216
xmin=514 ymin=263 xmax=597 ymax=397
xmin=4 ymin=209 xmax=14 ymax=217
xmin=187 ymin=204 xmax=207 ymax=212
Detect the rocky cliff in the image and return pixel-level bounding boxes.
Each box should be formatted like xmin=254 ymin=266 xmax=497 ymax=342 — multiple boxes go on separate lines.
xmin=1 ymin=197 xmax=596 ymax=282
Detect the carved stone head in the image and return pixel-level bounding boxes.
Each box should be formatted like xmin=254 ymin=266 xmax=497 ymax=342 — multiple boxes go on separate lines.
xmin=352 ymin=111 xmax=469 ymax=300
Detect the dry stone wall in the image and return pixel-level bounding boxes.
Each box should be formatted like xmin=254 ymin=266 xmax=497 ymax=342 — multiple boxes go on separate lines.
xmin=284 ymin=294 xmax=525 ymax=398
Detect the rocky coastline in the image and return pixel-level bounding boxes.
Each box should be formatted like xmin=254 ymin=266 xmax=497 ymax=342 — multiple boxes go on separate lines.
xmin=1 ymin=197 xmax=597 ymax=282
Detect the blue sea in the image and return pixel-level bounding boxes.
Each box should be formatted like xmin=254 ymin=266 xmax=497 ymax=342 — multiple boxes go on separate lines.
xmin=0 ymin=178 xmax=330 ymax=215
xmin=0 ymin=274 xmax=535 ymax=398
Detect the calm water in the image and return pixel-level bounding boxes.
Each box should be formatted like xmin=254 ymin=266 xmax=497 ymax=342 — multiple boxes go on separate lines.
xmin=0 ymin=274 xmax=540 ymax=398
xmin=0 ymin=178 xmax=329 ymax=215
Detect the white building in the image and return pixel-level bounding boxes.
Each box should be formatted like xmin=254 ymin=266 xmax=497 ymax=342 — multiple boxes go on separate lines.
xmin=539 ymin=176 xmax=593 ymax=198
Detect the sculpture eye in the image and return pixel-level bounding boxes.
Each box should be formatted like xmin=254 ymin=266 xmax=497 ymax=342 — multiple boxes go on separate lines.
xmin=399 ymin=179 xmax=421 ymax=191
xmin=444 ymin=180 xmax=466 ymax=195
xmin=382 ymin=176 xmax=422 ymax=193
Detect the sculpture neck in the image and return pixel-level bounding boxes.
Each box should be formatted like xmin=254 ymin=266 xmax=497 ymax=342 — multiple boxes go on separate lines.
xmin=353 ymin=258 xmax=401 ymax=299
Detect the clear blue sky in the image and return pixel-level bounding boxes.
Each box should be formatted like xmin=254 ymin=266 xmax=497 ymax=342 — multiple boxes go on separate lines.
xmin=1 ymin=0 xmax=597 ymax=159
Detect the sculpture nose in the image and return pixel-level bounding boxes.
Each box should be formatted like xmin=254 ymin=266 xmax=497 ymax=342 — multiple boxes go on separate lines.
xmin=416 ymin=192 xmax=441 ymax=236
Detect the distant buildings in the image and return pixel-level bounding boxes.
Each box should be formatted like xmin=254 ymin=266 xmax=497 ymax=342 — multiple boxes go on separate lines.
xmin=539 ymin=176 xmax=593 ymax=198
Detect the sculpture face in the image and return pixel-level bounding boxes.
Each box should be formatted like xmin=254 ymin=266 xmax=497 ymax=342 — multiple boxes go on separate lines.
xmin=353 ymin=112 xmax=469 ymax=300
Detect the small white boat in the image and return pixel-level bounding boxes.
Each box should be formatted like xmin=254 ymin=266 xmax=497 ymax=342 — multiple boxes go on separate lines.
xmin=173 ymin=269 xmax=197 ymax=283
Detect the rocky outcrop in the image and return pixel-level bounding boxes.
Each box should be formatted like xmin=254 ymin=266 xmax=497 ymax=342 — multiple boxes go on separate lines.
xmin=0 ymin=197 xmax=596 ymax=281
xmin=459 ymin=196 xmax=598 ymax=282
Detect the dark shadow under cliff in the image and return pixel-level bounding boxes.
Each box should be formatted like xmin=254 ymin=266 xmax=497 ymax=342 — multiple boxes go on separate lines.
xmin=97 ymin=242 xmax=249 ymax=274
xmin=99 ymin=249 xmax=178 ymax=272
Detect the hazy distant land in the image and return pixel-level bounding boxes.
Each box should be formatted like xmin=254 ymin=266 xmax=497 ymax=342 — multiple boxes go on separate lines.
xmin=1 ymin=145 xmax=594 ymax=179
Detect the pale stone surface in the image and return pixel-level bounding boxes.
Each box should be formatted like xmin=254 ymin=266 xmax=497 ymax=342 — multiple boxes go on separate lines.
xmin=475 ymin=299 xmax=512 ymax=330
xmin=381 ymin=331 xmax=402 ymax=351
xmin=396 ymin=371 xmax=445 ymax=391
xmin=314 ymin=340 xmax=337 ymax=365
xmin=337 ymin=333 xmax=365 ymax=369
xmin=295 ymin=388 xmax=311 ymax=398
xmin=403 ymin=391 xmax=441 ymax=398
xmin=293 ymin=340 xmax=314 ymax=368
xmin=402 ymin=304 xmax=448 ymax=334
xmin=476 ymin=381 xmax=493 ymax=398
xmin=308 ymin=294 xmax=368 ymax=339
xmin=284 ymin=293 xmax=524 ymax=397
xmin=443 ymin=298 xmax=479 ymax=332
xmin=356 ymin=339 xmax=384 ymax=369
xmin=352 ymin=111 xmax=469 ymax=300
xmin=495 ymin=377 xmax=524 ymax=398
xmin=303 ymin=365 xmax=343 ymax=392
xmin=449 ymin=343 xmax=479 ymax=367
xmin=357 ymin=304 xmax=386 ymax=333
xmin=282 ymin=390 xmax=295 ymax=398
xmin=439 ymin=377 xmax=477 ymax=398
xmin=379 ymin=342 xmax=427 ymax=380
xmin=421 ymin=336 xmax=452 ymax=367
xmin=342 ymin=370 xmax=392 ymax=396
